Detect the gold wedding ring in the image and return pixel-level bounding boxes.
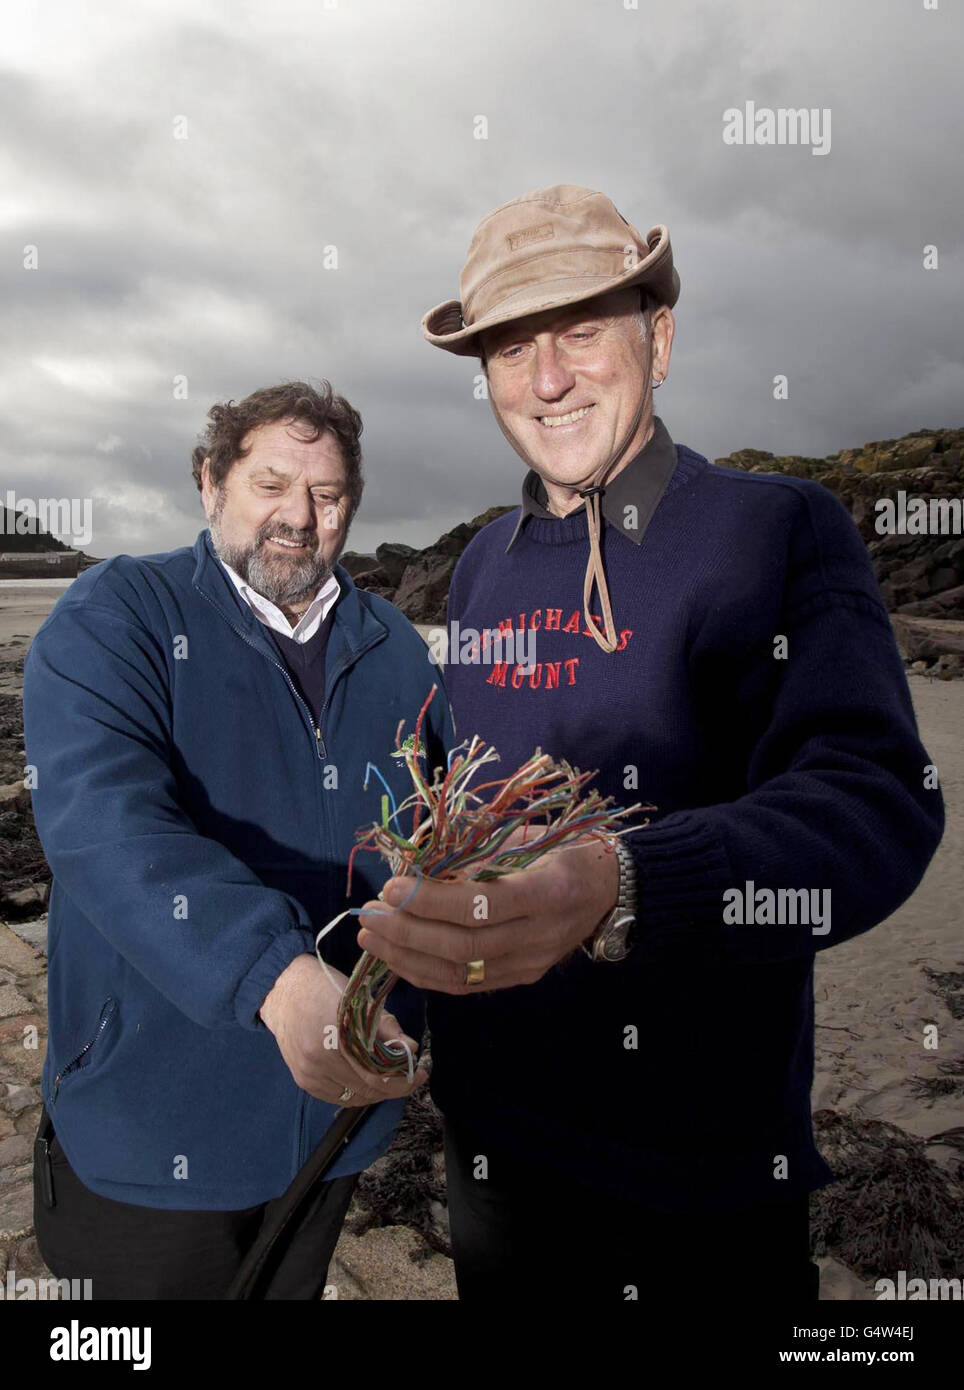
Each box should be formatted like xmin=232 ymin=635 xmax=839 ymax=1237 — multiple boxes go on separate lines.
xmin=464 ymin=959 xmax=486 ymax=986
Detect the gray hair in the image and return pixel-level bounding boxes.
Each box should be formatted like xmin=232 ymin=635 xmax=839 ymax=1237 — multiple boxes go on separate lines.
xmin=634 ymin=291 xmax=654 ymax=343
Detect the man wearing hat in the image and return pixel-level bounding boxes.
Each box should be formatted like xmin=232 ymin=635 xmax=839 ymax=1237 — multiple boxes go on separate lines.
xmin=357 ymin=186 xmax=943 ymax=1301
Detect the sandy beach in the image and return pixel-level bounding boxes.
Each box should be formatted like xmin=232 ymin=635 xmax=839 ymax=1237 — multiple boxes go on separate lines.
xmin=814 ymin=673 xmax=963 ymax=1125
xmin=0 ymin=583 xmax=71 ymax=625
xmin=0 ymin=584 xmax=71 ymax=672
xmin=1 ymin=582 xmax=961 ymax=1299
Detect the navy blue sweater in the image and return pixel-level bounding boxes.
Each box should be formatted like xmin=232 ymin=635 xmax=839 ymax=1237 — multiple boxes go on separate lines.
xmin=23 ymin=532 xmax=453 ymax=1209
xmin=430 ymin=442 xmax=944 ymax=1210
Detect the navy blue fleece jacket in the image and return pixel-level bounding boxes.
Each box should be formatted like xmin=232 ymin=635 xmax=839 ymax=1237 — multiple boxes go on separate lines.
xmin=23 ymin=530 xmax=452 ymax=1209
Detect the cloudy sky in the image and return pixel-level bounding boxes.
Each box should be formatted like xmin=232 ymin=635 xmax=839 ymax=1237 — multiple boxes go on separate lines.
xmin=2 ymin=0 xmax=961 ymax=559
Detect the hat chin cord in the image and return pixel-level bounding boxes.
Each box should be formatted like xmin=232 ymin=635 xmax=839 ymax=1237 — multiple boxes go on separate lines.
xmin=487 ymin=369 xmax=655 ymax=655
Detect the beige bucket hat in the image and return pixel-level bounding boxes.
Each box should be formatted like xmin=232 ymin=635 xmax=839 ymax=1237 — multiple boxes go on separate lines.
xmin=422 ymin=183 xmax=679 ymax=356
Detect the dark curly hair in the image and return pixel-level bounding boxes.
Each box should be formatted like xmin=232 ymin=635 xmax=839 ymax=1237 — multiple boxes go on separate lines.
xmin=191 ymin=379 xmax=364 ymax=520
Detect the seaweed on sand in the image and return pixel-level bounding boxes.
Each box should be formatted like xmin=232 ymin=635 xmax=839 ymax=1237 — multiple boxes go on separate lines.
xmin=0 ymin=689 xmax=50 ymax=910
xmin=351 ymin=1088 xmax=450 ymax=1262
xmin=922 ymin=966 xmax=964 ymax=1021
xmin=909 ymin=1052 xmax=964 ymax=1102
xmin=811 ymin=1109 xmax=964 ymax=1281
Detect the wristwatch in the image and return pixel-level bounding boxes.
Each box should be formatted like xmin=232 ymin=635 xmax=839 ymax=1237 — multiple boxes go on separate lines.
xmin=581 ymin=837 xmax=638 ymax=962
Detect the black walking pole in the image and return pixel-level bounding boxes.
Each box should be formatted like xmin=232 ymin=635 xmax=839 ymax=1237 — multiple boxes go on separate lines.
xmin=225 ymin=1103 xmax=374 ymax=1300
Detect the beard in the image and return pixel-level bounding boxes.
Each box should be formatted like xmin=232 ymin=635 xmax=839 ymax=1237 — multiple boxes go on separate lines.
xmin=208 ymin=495 xmax=334 ymax=608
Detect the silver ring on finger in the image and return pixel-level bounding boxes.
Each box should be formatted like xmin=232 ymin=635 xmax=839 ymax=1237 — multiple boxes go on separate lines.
xmin=338 ymin=1085 xmax=355 ymax=1103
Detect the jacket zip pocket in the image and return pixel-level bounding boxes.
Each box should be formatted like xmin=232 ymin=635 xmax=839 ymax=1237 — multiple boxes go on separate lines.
xmin=53 ymin=997 xmax=118 ymax=1100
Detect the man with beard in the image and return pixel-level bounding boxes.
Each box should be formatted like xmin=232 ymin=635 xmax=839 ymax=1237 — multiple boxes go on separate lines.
xmin=25 ymin=380 xmax=451 ymax=1299
xmin=356 ymin=186 xmax=945 ymax=1303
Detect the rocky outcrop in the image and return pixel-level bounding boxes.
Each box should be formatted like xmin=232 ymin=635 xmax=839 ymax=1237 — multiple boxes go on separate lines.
xmin=346 ymin=506 xmax=514 ymax=623
xmin=716 ymin=427 xmax=964 ymax=676
xmin=716 ymin=428 xmax=964 ymax=611
xmin=890 ymin=616 xmax=964 ymax=678
xmin=336 ymin=551 xmax=377 ymax=579
xmin=374 ymin=542 xmax=418 ymax=587
xmin=0 ymin=683 xmax=49 ymax=920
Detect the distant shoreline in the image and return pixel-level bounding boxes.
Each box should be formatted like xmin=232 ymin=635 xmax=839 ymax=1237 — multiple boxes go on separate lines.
xmin=0 ymin=578 xmax=75 ymax=590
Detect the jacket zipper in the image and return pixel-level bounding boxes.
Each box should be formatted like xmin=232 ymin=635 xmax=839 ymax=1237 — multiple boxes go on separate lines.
xmin=196 ymin=578 xmax=386 ymax=1167
xmin=294 ymin=647 xmax=376 ymax=1168
xmin=53 ymin=997 xmax=118 ymax=1100
xmin=316 ymin=655 xmax=355 ymax=752
xmin=196 ymin=589 xmax=328 ymax=758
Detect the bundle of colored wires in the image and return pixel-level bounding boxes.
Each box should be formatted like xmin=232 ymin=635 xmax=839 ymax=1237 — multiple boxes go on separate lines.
xmin=316 ymin=685 xmax=648 ymax=1080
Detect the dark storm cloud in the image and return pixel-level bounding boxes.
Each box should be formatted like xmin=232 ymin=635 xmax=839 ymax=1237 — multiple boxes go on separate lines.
xmin=1 ymin=0 xmax=960 ymax=559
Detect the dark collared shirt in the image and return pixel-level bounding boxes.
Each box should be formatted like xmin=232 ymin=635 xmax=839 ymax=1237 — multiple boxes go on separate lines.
xmin=504 ymin=414 xmax=679 ymax=552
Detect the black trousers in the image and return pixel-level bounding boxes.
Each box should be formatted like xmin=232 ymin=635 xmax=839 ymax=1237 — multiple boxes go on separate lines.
xmin=443 ymin=1118 xmax=821 ymax=1303
xmin=33 ymin=1108 xmax=358 ymax=1300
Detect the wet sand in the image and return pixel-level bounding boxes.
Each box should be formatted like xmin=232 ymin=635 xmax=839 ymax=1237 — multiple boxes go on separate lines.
xmin=0 ymin=584 xmax=71 ymax=646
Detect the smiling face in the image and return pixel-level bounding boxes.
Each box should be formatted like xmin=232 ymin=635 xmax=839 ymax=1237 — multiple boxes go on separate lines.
xmin=480 ymin=287 xmax=674 ymax=504
xmin=200 ymin=418 xmax=351 ymax=611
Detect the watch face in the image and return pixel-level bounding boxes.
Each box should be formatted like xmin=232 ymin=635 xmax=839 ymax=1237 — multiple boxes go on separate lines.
xmin=595 ymin=911 xmax=635 ymax=962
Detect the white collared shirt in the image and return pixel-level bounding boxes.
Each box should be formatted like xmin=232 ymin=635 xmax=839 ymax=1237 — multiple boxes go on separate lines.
xmin=219 ymin=559 xmax=340 ymax=644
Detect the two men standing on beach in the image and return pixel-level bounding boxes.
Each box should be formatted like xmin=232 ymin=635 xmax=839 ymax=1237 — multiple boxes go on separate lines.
xmin=358 ymin=184 xmax=945 ymax=1301
xmin=25 ymin=181 xmax=944 ymax=1304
